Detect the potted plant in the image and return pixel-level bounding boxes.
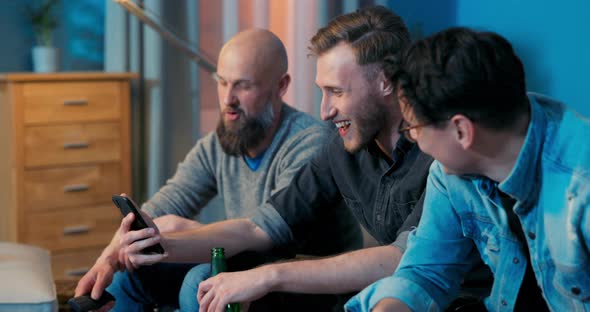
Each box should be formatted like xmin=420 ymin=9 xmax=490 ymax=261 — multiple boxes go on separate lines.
xmin=28 ymin=0 xmax=59 ymax=72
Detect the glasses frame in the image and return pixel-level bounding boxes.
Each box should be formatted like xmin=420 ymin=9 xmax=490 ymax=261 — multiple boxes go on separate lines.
xmin=398 ymin=118 xmax=451 ymax=143
xmin=398 ymin=121 xmax=430 ymax=142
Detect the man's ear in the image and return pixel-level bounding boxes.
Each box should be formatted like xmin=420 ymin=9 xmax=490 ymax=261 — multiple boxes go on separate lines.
xmin=379 ymin=72 xmax=394 ymax=96
xmin=278 ymin=73 xmax=291 ymax=97
xmin=450 ymin=114 xmax=475 ymax=150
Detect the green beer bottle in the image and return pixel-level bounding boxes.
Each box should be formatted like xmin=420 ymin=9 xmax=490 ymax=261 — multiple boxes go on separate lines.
xmin=210 ymin=247 xmax=240 ymax=312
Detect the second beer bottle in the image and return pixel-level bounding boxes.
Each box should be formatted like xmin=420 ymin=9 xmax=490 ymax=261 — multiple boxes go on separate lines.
xmin=210 ymin=247 xmax=241 ymax=312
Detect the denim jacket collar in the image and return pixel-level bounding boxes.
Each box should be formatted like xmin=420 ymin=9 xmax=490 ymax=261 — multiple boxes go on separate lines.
xmin=498 ymin=93 xmax=547 ymax=211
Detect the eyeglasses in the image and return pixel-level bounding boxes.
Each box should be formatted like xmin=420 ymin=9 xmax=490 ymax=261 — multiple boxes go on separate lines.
xmin=397 ymin=120 xmax=434 ymax=143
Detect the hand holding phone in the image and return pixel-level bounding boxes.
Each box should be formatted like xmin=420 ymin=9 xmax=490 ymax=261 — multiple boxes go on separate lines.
xmin=112 ymin=195 xmax=165 ymax=254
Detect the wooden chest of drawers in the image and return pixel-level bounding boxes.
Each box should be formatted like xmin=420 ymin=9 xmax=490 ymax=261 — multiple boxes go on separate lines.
xmin=0 ymin=72 xmax=136 ymax=280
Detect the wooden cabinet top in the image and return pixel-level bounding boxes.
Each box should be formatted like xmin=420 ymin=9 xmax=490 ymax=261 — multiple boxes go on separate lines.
xmin=0 ymin=72 xmax=138 ymax=82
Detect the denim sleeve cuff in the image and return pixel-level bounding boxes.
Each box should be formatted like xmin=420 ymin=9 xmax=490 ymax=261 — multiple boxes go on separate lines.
xmin=391 ymin=230 xmax=410 ymax=253
xmin=345 ymin=276 xmax=439 ymax=312
xmin=250 ymin=201 xmax=294 ymax=247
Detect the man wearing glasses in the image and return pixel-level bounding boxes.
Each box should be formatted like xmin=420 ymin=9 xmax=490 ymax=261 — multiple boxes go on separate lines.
xmin=349 ymin=27 xmax=590 ymax=312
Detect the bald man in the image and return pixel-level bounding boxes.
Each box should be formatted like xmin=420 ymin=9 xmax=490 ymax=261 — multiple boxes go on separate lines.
xmin=74 ymin=29 xmax=360 ymax=311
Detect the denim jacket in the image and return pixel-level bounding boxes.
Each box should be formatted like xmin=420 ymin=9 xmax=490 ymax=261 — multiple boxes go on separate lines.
xmin=346 ymin=93 xmax=590 ymax=312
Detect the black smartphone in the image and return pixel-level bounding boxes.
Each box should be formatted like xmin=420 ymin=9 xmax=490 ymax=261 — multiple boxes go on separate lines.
xmin=67 ymin=290 xmax=115 ymax=312
xmin=111 ymin=195 xmax=165 ymax=254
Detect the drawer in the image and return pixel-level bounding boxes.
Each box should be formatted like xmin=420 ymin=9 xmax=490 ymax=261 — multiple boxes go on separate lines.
xmin=25 ymin=204 xmax=122 ymax=251
xmin=51 ymin=247 xmax=104 ymax=280
xmin=22 ymin=81 xmax=122 ymax=124
xmin=24 ymin=122 xmax=121 ymax=167
xmin=24 ymin=163 xmax=122 ymax=211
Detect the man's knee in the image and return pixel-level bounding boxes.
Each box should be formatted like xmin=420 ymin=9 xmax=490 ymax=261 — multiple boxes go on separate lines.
xmin=107 ymin=270 xmax=133 ymax=295
xmin=179 ymin=263 xmax=211 ymax=311
xmin=182 ymin=263 xmax=212 ymax=291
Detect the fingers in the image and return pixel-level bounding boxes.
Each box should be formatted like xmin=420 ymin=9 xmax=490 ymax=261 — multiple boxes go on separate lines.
xmin=126 ymin=254 xmax=137 ymax=271
xmin=128 ymin=251 xmax=168 ymax=267
xmin=197 ymin=280 xmax=211 ymax=303
xmin=198 ymin=281 xmax=241 ymax=312
xmin=91 ymin=269 xmax=114 ymax=300
xmin=74 ymin=272 xmax=95 ymax=297
xmin=120 ymin=228 xmax=156 ymax=247
xmin=119 ymin=230 xmax=167 ymax=269
xmin=129 ymin=253 xmax=168 ymax=269
xmin=197 ymin=280 xmax=213 ymax=309
xmin=198 ymin=282 xmax=214 ymax=312
xmin=117 ymin=248 xmax=125 ymax=271
xmin=126 ymin=236 xmax=162 ymax=259
xmin=210 ymin=294 xmax=226 ymax=312
xmin=119 ymin=213 xmax=135 ymax=234
xmin=199 ymin=279 xmax=230 ymax=312
xmin=90 ymin=282 xmax=104 ymax=300
xmin=118 ymin=248 xmax=135 ymax=272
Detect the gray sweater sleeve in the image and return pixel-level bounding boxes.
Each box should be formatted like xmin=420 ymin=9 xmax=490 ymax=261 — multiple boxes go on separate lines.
xmin=142 ymin=133 xmax=218 ymax=218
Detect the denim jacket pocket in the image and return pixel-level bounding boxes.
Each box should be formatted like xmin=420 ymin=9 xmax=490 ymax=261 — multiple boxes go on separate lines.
xmin=480 ymin=229 xmax=501 ymax=269
xmin=461 ymin=216 xmax=501 ymax=268
xmin=553 ymin=264 xmax=590 ymax=302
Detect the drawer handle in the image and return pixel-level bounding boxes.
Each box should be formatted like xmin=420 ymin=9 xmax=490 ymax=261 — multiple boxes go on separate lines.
xmin=63 ymin=184 xmax=90 ymax=193
xmin=65 ymin=267 xmax=90 ymax=277
xmin=63 ymin=225 xmax=91 ymax=236
xmin=63 ymin=99 xmax=89 ymax=106
xmin=63 ymin=142 xmax=90 ymax=149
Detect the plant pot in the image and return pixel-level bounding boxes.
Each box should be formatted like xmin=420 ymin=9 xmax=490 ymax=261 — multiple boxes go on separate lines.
xmin=32 ymin=46 xmax=59 ymax=73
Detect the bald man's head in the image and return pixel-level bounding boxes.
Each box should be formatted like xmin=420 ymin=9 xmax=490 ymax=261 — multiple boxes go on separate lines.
xmin=218 ymin=29 xmax=288 ymax=82
xmin=215 ymin=29 xmax=291 ymax=157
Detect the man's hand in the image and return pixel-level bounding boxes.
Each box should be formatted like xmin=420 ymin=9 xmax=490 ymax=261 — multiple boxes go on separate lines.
xmin=74 ymin=252 xmax=119 ymax=300
xmin=372 ymin=298 xmax=412 ymax=312
xmin=153 ymin=214 xmax=203 ymax=233
xmin=197 ymin=267 xmax=274 ymax=312
xmin=74 ymin=211 xmax=139 ymax=301
xmin=118 ymin=210 xmax=168 ymax=271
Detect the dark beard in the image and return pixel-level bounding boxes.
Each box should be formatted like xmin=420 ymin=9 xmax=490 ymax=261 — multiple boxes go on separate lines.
xmin=216 ymin=112 xmax=270 ymax=156
xmin=345 ymin=96 xmax=388 ymax=154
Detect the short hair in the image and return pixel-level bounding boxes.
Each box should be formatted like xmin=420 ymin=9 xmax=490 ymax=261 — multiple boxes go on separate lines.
xmin=309 ymin=5 xmax=410 ymax=78
xmin=395 ymin=27 xmax=528 ymax=130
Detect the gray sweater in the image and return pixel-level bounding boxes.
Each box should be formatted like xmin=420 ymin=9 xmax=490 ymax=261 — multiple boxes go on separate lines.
xmin=143 ymin=105 xmax=361 ymax=256
xmin=143 ymin=104 xmax=333 ymax=224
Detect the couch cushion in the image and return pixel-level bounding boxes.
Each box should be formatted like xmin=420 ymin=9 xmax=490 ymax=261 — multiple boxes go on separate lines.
xmin=0 ymin=242 xmax=57 ymax=312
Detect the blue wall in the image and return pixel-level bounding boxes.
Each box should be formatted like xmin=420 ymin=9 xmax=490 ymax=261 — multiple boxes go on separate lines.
xmin=456 ymin=0 xmax=590 ymax=115
xmin=388 ymin=0 xmax=456 ymax=39
xmin=385 ymin=0 xmax=590 ymax=116
xmin=0 ymin=0 xmax=104 ymax=73
xmin=0 ymin=1 xmax=37 ymax=72
xmin=3 ymin=1 xmax=588 ymax=115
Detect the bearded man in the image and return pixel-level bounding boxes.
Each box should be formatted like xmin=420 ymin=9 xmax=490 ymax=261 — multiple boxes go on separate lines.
xmin=74 ymin=28 xmax=359 ymax=311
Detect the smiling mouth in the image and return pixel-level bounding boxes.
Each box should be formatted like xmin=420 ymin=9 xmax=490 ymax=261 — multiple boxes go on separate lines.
xmin=335 ymin=120 xmax=351 ymax=129
xmin=334 ymin=120 xmax=351 ymax=136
